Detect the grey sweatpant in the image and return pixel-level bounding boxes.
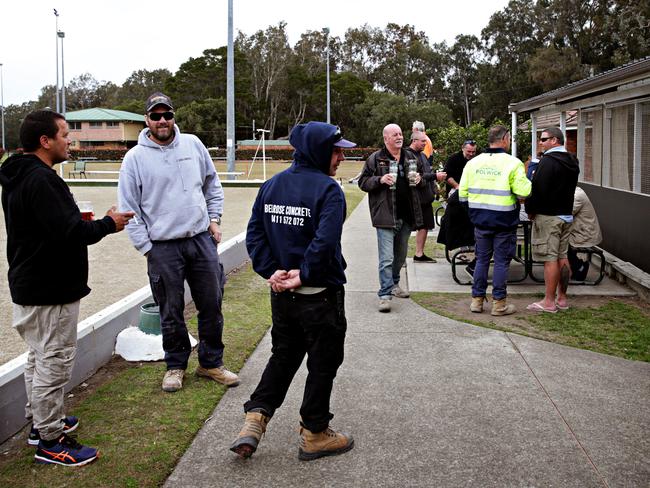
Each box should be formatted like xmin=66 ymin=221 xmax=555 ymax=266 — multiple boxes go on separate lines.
xmin=12 ymin=301 xmax=80 ymax=441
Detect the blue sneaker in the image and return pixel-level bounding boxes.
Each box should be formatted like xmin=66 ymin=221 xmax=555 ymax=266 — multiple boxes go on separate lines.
xmin=34 ymin=433 xmax=98 ymax=466
xmin=28 ymin=416 xmax=79 ymax=446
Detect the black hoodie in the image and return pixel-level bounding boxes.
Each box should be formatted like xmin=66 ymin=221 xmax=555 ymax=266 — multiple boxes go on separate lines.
xmin=525 ymin=150 xmax=580 ymax=216
xmin=0 ymin=154 xmax=116 ymax=305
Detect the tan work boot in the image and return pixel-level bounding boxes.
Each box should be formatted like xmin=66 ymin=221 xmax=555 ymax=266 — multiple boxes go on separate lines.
xmin=162 ymin=369 xmax=185 ymax=392
xmin=230 ymin=411 xmax=271 ymax=458
xmin=196 ymin=365 xmax=240 ymax=387
xmin=470 ymin=296 xmax=486 ymax=313
xmin=491 ymin=298 xmax=516 ymax=316
xmin=378 ymin=299 xmax=391 ymax=313
xmin=298 ymin=426 xmax=354 ymax=461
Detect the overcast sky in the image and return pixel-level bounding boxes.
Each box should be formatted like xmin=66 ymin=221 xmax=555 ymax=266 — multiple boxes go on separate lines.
xmin=0 ymin=0 xmax=509 ymax=106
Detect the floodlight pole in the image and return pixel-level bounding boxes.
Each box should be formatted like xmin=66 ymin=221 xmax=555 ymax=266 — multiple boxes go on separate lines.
xmin=226 ymin=0 xmax=236 ymax=178
xmin=323 ymin=27 xmax=331 ymax=124
xmin=58 ymin=30 xmax=66 ymax=116
xmin=54 ymin=9 xmax=60 ymax=112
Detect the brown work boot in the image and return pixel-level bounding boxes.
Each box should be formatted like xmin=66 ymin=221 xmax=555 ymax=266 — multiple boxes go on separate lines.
xmin=230 ymin=410 xmax=271 ymax=458
xmin=196 ymin=365 xmax=240 ymax=387
xmin=491 ymin=298 xmax=516 ymax=316
xmin=161 ymin=369 xmax=184 ymax=392
xmin=470 ymin=296 xmax=486 ymax=313
xmin=298 ymin=426 xmax=354 ymax=461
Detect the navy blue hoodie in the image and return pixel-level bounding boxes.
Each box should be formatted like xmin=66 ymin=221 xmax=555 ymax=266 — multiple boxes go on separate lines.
xmin=246 ymin=122 xmax=347 ymax=287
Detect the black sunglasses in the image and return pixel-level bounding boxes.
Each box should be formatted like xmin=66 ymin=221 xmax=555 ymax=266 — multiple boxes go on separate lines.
xmin=539 ymin=136 xmax=553 ymax=142
xmin=463 ymin=139 xmax=476 ymax=145
xmin=148 ymin=111 xmax=174 ymax=121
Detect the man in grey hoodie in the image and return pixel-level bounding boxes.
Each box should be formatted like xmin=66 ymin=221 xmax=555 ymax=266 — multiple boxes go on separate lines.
xmin=118 ymin=92 xmax=239 ymax=392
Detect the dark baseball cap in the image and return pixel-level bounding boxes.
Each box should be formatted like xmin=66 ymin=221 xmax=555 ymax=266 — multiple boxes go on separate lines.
xmin=332 ymin=126 xmax=356 ymax=148
xmin=146 ymin=92 xmax=174 ymax=112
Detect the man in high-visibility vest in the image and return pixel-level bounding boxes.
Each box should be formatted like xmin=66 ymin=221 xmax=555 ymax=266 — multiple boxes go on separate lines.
xmin=458 ymin=125 xmax=531 ymax=315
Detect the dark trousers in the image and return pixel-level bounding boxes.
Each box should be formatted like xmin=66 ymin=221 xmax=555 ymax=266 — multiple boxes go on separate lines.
xmin=245 ymin=287 xmax=347 ymax=433
xmin=472 ymin=227 xmax=517 ymax=300
xmin=147 ymin=232 xmax=225 ymax=370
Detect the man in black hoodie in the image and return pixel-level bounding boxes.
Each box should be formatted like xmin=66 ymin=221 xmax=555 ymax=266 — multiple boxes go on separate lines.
xmin=525 ymin=127 xmax=580 ymax=313
xmin=0 ymin=110 xmax=134 ymax=466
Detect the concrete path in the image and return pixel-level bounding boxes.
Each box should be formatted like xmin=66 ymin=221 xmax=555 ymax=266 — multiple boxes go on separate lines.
xmin=166 ymin=197 xmax=649 ymax=488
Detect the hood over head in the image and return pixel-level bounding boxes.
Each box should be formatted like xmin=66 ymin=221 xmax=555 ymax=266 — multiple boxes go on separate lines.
xmin=289 ymin=122 xmax=356 ymax=174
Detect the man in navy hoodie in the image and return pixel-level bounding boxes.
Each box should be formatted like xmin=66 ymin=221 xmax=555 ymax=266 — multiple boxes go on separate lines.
xmin=0 ymin=110 xmax=134 ymax=466
xmin=231 ymin=122 xmax=355 ymax=461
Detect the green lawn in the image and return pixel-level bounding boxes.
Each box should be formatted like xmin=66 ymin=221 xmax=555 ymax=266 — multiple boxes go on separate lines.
xmin=0 ymin=187 xmax=366 ymax=486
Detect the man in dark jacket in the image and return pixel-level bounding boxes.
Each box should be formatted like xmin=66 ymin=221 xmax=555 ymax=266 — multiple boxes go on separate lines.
xmin=231 ymin=122 xmax=354 ymax=461
xmin=525 ymin=127 xmax=580 ymax=313
xmin=358 ymin=124 xmax=426 ymax=313
xmin=0 ymin=110 xmax=134 ymax=466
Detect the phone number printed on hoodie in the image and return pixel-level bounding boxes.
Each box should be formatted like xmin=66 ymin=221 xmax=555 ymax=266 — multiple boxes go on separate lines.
xmin=264 ymin=203 xmax=312 ymax=227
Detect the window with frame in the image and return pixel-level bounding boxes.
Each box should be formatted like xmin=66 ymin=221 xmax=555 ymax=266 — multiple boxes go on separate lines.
xmin=609 ymin=105 xmax=635 ymax=192
xmin=641 ymin=101 xmax=650 ymax=195
xmin=89 ymin=122 xmax=103 ymax=129
xmin=69 ymin=121 xmax=81 ymax=130
xmin=105 ymin=121 xmax=119 ymax=127
xmin=580 ymin=109 xmax=602 ymax=185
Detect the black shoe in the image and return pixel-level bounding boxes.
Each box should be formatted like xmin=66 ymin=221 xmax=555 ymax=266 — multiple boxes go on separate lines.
xmin=413 ymin=254 xmax=436 ymax=263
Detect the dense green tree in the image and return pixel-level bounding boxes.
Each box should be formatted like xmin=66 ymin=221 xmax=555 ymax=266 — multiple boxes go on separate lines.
xmin=447 ymin=35 xmax=482 ymax=126
xmin=174 ymin=98 xmax=227 ymax=148
xmin=2 ymin=102 xmax=38 ymax=150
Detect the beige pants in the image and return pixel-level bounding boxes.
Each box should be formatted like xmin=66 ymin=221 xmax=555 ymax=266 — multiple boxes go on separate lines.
xmin=13 ymin=301 xmax=80 ymax=441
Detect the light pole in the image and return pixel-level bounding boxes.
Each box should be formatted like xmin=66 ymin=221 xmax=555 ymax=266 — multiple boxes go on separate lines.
xmin=323 ymin=28 xmax=331 ymax=124
xmin=226 ymin=0 xmax=235 ymax=177
xmin=54 ymin=9 xmax=60 ymax=112
xmin=1 ymin=63 xmax=5 ymax=151
xmin=58 ymin=30 xmax=66 ymax=116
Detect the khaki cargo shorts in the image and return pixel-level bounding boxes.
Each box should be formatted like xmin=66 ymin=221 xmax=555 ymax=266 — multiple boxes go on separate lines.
xmin=531 ymin=214 xmax=572 ymax=261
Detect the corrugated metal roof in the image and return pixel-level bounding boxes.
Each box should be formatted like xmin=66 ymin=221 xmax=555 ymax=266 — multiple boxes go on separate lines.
xmin=65 ymin=108 xmax=145 ymax=122
xmin=509 ymin=56 xmax=650 ymax=113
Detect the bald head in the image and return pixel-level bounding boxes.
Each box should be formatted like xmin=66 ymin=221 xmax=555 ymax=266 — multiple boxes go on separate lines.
xmin=383 ymin=124 xmax=403 ymax=153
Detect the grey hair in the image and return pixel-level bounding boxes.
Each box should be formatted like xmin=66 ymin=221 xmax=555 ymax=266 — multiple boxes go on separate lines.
xmin=412 ymin=120 xmax=425 ymax=131
xmin=487 ymin=125 xmax=510 ymax=144
xmin=542 ymin=126 xmax=564 ymax=144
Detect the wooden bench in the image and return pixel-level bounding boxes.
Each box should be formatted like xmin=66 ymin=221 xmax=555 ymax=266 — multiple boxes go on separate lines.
xmin=84 ymin=170 xmax=120 ymax=177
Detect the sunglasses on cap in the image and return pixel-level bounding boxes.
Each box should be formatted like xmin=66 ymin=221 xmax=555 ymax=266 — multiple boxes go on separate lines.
xmin=463 ymin=139 xmax=476 ymax=145
xmin=148 ymin=111 xmax=175 ymax=121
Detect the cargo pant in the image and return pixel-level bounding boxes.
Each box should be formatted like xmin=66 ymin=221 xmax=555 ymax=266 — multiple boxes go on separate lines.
xmin=12 ymin=301 xmax=80 ymax=441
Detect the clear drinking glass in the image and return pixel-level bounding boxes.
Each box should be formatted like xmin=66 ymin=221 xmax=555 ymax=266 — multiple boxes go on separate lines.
xmin=77 ymin=201 xmax=94 ymax=221
xmin=389 ymin=160 xmax=398 ymax=190
xmin=407 ymin=159 xmax=418 ymax=186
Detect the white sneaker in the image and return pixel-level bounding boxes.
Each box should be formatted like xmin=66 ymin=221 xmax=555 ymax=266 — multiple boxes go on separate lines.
xmin=378 ymin=299 xmax=391 ymax=313
xmin=391 ymin=285 xmax=410 ymax=298
xmin=162 ymin=369 xmax=185 ymax=392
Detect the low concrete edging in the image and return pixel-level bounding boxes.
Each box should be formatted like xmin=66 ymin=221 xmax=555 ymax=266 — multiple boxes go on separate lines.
xmin=0 ymin=232 xmax=249 ymax=444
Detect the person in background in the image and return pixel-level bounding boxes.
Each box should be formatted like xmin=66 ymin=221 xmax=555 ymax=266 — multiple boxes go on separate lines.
xmin=444 ymin=140 xmax=477 ymax=196
xmin=119 ymin=92 xmax=239 ymax=393
xmin=412 ymin=120 xmax=434 ymax=163
xmin=525 ymin=127 xmax=580 ymax=313
xmin=231 ymin=122 xmax=355 ymax=461
xmin=459 ymin=125 xmax=531 ymax=316
xmin=409 ymin=130 xmax=446 ymax=263
xmin=568 ymin=186 xmax=602 ymax=281
xmin=0 ymin=110 xmax=134 ymax=466
xmin=359 ymin=124 xmax=426 ymax=313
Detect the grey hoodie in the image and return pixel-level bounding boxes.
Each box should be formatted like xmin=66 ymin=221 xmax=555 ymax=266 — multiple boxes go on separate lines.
xmin=118 ymin=126 xmax=224 ymax=254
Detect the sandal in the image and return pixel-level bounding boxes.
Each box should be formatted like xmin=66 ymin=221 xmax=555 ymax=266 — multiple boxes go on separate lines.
xmin=526 ymin=301 xmax=558 ymax=313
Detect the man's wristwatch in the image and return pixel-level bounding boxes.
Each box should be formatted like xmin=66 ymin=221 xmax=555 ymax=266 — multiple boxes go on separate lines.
xmin=210 ymin=216 xmax=222 ymax=225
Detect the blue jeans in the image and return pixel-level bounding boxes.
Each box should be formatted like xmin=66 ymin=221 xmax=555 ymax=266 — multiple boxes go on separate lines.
xmin=376 ymin=219 xmax=412 ymax=298
xmin=472 ymin=227 xmax=517 ymax=300
xmin=147 ymin=232 xmax=226 ymax=370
